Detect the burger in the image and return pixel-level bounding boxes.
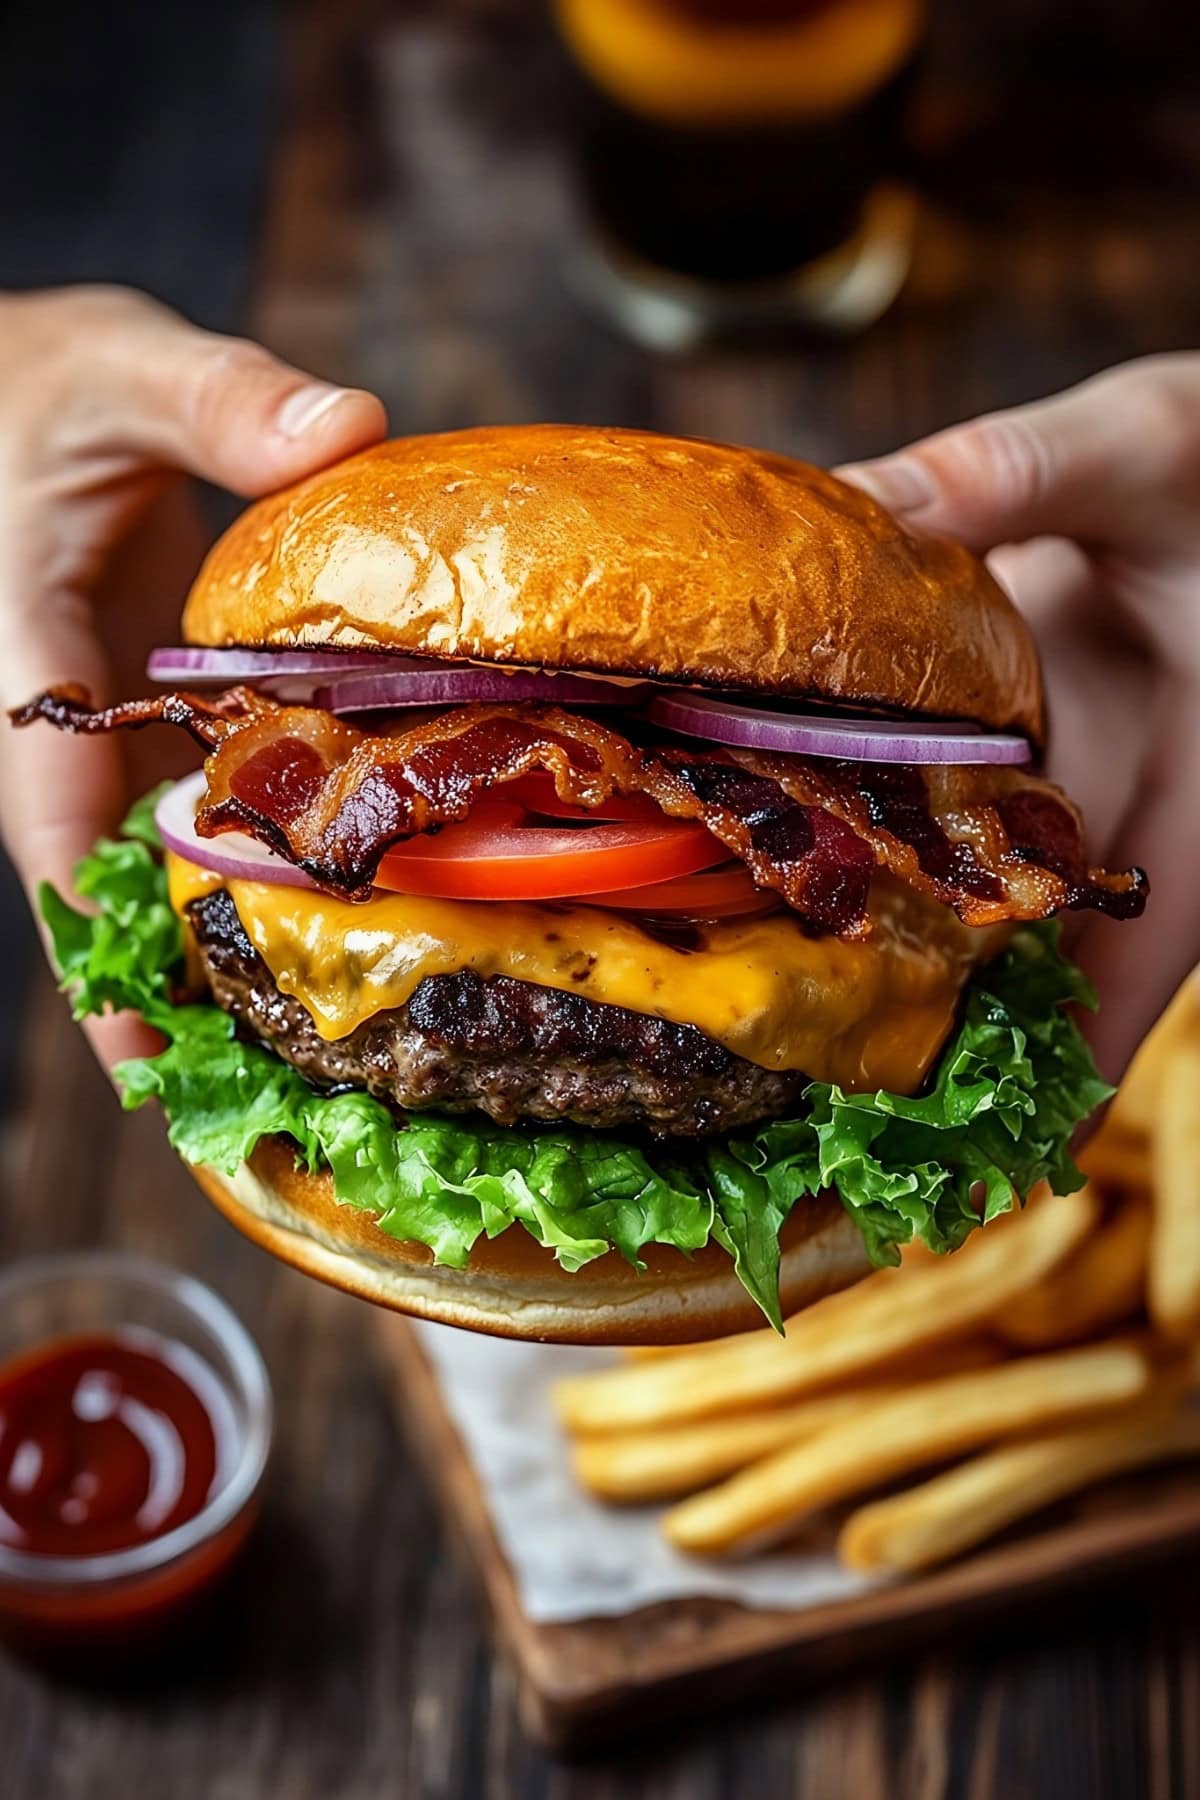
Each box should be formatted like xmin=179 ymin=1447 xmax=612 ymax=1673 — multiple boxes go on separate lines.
xmin=14 ymin=426 xmax=1145 ymax=1343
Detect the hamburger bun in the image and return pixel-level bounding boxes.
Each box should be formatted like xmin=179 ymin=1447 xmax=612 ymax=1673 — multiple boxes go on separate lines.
xmin=191 ymin=1138 xmax=871 ymax=1345
xmin=171 ymin=425 xmax=1032 ymax=1341
xmin=183 ymin=424 xmax=1044 ymax=743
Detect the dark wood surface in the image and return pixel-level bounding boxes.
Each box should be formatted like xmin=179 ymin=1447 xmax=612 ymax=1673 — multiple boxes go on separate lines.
xmin=3 ymin=2 xmax=1200 ymax=1794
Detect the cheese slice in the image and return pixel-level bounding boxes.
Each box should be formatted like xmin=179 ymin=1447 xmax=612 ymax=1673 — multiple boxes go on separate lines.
xmin=167 ymin=852 xmax=1007 ymax=1095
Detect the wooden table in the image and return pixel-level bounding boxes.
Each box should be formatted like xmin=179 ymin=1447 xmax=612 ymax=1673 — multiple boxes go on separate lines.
xmin=2 ymin=3 xmax=1199 ymax=1794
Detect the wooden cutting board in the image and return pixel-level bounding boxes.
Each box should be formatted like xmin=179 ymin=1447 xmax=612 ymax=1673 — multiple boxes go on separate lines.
xmin=376 ymin=1317 xmax=1200 ymax=1753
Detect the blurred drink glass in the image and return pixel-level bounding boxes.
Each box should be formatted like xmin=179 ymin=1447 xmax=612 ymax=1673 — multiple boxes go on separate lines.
xmin=554 ymin=0 xmax=924 ymax=348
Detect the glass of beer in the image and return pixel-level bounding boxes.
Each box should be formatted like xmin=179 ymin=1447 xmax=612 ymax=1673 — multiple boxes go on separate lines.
xmin=553 ymin=0 xmax=925 ymax=349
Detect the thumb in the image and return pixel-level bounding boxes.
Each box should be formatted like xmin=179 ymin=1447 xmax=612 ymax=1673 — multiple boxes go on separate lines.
xmin=73 ymin=287 xmax=388 ymax=496
xmin=1073 ymin=681 xmax=1200 ymax=1083
xmin=0 ymin=292 xmax=388 ymax=894
xmin=836 ymin=354 xmax=1200 ymax=554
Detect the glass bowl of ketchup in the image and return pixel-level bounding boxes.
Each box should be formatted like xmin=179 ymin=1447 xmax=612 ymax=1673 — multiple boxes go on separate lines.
xmin=0 ymin=1251 xmax=273 ymax=1662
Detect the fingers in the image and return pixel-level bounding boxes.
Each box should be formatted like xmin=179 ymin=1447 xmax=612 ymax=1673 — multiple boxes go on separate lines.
xmin=0 ymin=288 xmax=390 ymax=892
xmin=11 ymin=286 xmax=389 ymax=497
xmin=84 ymin=1010 xmax=166 ymax=1074
xmin=1074 ymin=682 xmax=1200 ymax=1082
xmin=0 ymin=588 xmax=142 ymax=1079
xmin=987 ymin=538 xmax=1154 ymax=857
xmin=836 ymin=355 xmax=1200 ymax=1078
xmin=837 ymin=354 xmax=1200 ymax=554
xmin=146 ymin=327 xmax=389 ymax=497
xmin=839 ymin=401 xmax=1087 ymax=551
xmin=0 ymin=593 xmax=124 ymax=904
xmin=0 ymin=576 xmax=165 ymax=1076
xmin=0 ymin=288 xmax=389 ymax=1071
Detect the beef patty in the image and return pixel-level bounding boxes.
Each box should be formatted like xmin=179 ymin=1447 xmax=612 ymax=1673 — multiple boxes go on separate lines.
xmin=187 ymin=888 xmax=807 ymax=1137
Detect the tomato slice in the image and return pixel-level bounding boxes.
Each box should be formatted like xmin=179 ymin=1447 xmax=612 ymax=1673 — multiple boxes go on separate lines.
xmin=505 ymin=772 xmax=662 ymax=825
xmin=598 ymin=863 xmax=781 ymax=918
xmin=457 ymin=795 xmax=526 ymax=829
xmin=375 ymin=813 xmax=724 ymax=901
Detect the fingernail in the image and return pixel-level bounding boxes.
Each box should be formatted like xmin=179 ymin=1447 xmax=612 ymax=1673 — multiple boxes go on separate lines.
xmin=838 ymin=457 xmax=937 ymax=514
xmin=275 ymin=383 xmax=349 ymax=439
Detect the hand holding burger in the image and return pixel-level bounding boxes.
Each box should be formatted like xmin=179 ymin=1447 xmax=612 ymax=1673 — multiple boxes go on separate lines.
xmin=0 ymin=301 xmax=1188 ymax=1341
xmin=9 ymin=415 xmax=1148 ymax=1341
xmin=0 ymin=285 xmax=387 ymax=1060
xmin=839 ymin=353 xmax=1200 ymax=1080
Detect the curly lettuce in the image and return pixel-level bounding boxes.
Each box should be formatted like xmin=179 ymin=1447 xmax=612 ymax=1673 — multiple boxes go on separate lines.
xmin=40 ymin=789 xmax=1112 ymax=1329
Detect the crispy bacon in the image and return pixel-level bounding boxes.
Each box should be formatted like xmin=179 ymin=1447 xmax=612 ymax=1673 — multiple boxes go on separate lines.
xmin=634 ymin=754 xmax=875 ymax=935
xmin=10 ymin=684 xmax=274 ymax=748
xmin=717 ymin=749 xmax=1147 ymax=926
xmin=199 ymin=704 xmax=640 ymax=888
xmin=195 ymin=703 xmax=877 ymax=929
xmin=11 ymin=688 xmax=1147 ymax=934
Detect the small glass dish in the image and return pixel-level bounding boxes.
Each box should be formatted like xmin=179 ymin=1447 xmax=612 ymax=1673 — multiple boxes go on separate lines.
xmin=0 ymin=1251 xmax=273 ymax=1660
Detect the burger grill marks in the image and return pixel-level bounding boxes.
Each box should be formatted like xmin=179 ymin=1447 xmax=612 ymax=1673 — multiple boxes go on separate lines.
xmin=13 ymin=688 xmax=1147 ymax=936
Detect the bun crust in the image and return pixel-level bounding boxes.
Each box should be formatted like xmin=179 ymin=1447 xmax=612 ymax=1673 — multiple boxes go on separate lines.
xmin=183 ymin=425 xmax=1044 ymax=741
xmin=189 ymin=1136 xmax=870 ymax=1344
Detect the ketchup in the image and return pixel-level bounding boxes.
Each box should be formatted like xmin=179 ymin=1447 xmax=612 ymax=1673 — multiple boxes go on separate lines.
xmin=0 ymin=1332 xmax=228 ymax=1561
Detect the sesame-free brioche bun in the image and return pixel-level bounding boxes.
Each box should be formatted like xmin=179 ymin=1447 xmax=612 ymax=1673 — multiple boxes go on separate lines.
xmin=190 ymin=1139 xmax=870 ymax=1345
xmin=183 ymin=424 xmax=1044 ymax=743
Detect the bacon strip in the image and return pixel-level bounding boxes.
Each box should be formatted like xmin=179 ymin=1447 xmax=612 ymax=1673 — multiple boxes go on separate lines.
xmin=718 ymin=748 xmax=1147 ymax=926
xmin=11 ymin=688 xmax=1147 ymax=934
xmin=634 ymin=754 xmax=875 ymax=935
xmin=9 ymin=685 xmax=267 ymax=748
xmin=193 ymin=702 xmax=876 ymax=930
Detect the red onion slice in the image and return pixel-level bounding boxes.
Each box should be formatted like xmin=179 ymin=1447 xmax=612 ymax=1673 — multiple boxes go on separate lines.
xmin=149 ymin=648 xmax=646 ymax=711
xmin=314 ymin=669 xmax=647 ymax=713
xmin=147 ymin=647 xmax=421 ymax=685
xmin=155 ymin=772 xmax=318 ymax=889
xmin=647 ymin=693 xmax=1032 ymax=766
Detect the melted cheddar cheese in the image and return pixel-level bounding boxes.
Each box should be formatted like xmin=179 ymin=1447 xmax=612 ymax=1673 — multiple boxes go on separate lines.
xmin=167 ymin=852 xmax=1007 ymax=1095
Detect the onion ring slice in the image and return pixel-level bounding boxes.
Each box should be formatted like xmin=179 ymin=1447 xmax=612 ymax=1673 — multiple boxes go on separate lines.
xmin=648 ymin=692 xmax=1032 ymax=766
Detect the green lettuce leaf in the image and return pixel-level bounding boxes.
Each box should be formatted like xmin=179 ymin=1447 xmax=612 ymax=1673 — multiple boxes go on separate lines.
xmin=39 ymin=794 xmax=1114 ymax=1330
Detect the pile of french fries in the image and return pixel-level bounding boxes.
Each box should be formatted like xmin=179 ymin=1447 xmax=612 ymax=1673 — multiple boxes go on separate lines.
xmin=554 ymin=981 xmax=1200 ymax=1575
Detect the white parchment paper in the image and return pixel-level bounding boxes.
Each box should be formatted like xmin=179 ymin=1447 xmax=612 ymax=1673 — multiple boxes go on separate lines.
xmin=414 ymin=1321 xmax=875 ymax=1624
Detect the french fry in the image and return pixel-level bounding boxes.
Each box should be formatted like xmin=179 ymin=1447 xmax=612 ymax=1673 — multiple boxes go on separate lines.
xmin=574 ymin=1392 xmax=869 ymax=1503
xmin=621 ymin=1331 xmax=763 ymax=1364
xmin=994 ymin=1190 xmax=1150 ymax=1349
xmin=1106 ymin=979 xmax=1200 ymax=1142
xmin=1080 ymin=977 xmax=1200 ymax=1192
xmin=1077 ymin=1124 xmax=1152 ymax=1193
xmin=662 ymin=1339 xmax=1151 ymax=1556
xmin=554 ymin=1185 xmax=1098 ymax=1434
xmin=624 ymin=1315 xmax=995 ymax=1366
xmin=1148 ymin=1037 xmax=1200 ymax=1343
xmin=839 ymin=1401 xmax=1200 ymax=1573
xmin=899 ymin=1237 xmax=942 ymax=1267
xmin=843 ymin=1333 xmax=1008 ymax=1390
xmin=574 ymin=1340 xmax=1002 ymax=1503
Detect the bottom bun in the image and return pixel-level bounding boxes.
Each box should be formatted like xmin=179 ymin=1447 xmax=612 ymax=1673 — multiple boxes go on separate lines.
xmin=189 ymin=1136 xmax=871 ymax=1344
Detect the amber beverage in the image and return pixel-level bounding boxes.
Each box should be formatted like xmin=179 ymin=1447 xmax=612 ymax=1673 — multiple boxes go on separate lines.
xmin=554 ymin=0 xmax=924 ymax=346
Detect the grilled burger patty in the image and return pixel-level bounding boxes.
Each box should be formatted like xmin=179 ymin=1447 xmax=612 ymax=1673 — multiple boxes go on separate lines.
xmin=186 ymin=889 xmax=807 ymax=1137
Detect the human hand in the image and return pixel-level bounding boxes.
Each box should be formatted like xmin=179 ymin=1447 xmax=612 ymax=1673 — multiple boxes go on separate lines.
xmin=839 ymin=354 xmax=1200 ymax=1081
xmin=0 ymin=286 xmax=387 ymax=1060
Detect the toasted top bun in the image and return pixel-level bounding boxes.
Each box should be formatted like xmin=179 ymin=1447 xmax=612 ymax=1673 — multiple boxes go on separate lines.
xmin=183 ymin=424 xmax=1044 ymax=742
xmin=190 ymin=1138 xmax=870 ymax=1345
